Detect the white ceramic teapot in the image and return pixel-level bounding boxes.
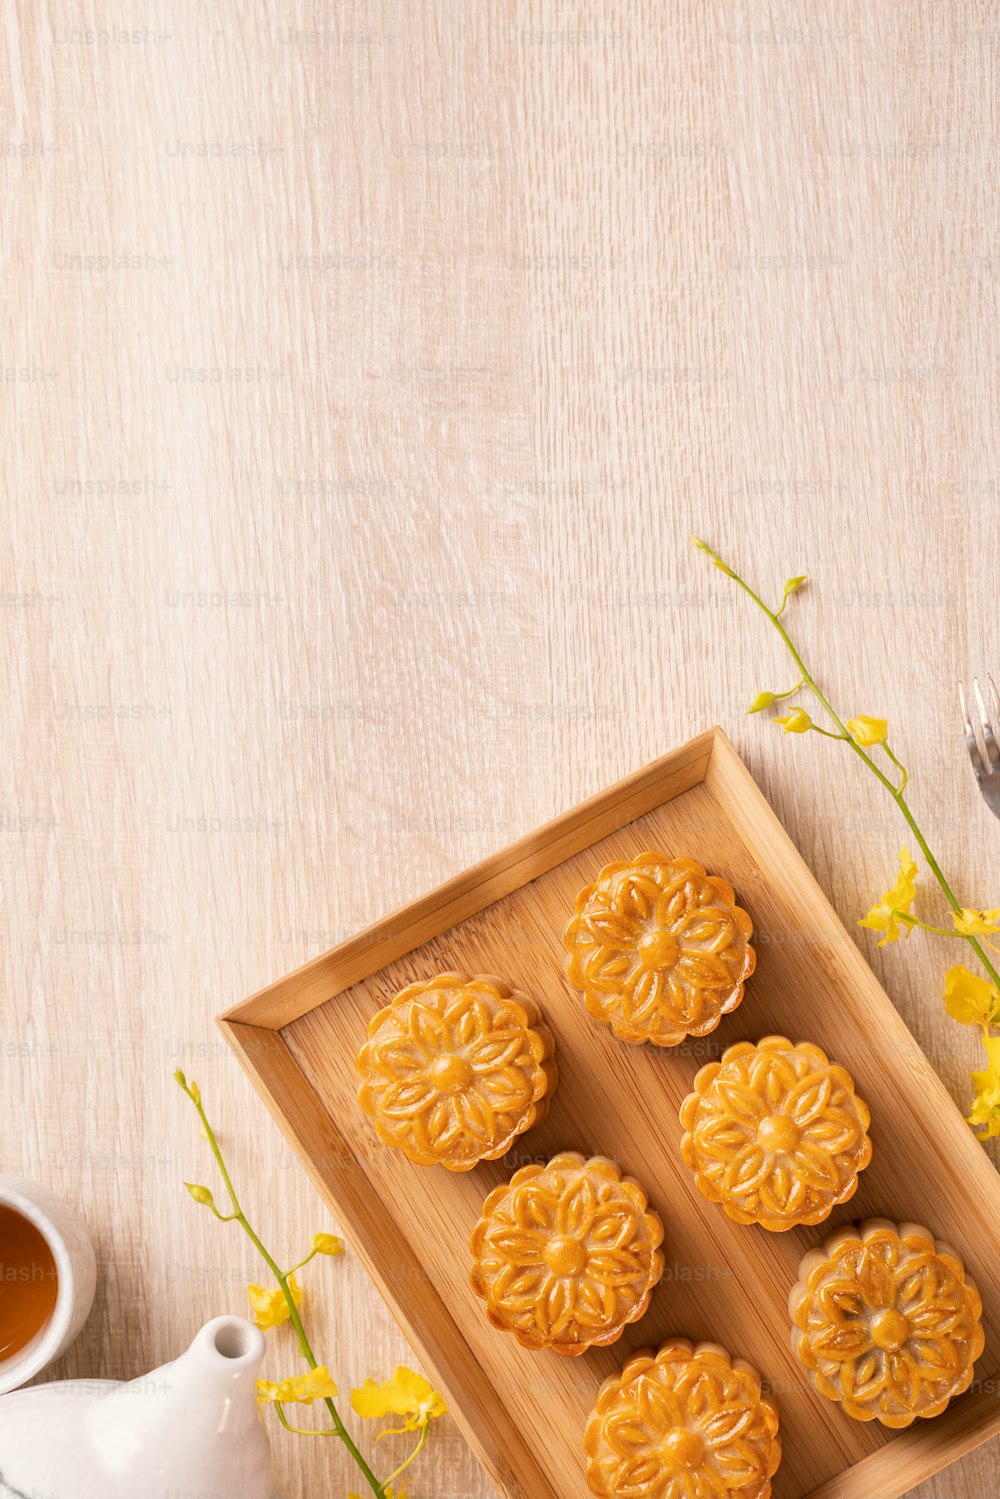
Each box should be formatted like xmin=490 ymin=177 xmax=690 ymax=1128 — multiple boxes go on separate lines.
xmin=0 ymin=1315 xmax=282 ymax=1499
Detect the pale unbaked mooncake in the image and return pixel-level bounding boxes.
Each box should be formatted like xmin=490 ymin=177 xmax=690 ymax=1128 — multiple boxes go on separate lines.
xmin=355 ymin=972 xmax=556 ymax=1171
xmin=584 ymin=1339 xmax=781 ymax=1499
xmin=680 ymin=1037 xmax=872 ymax=1232
xmin=469 ymin=1152 xmax=664 ymax=1356
xmin=790 ymin=1219 xmax=985 ymax=1427
xmin=564 ymin=853 xmax=755 ymax=1047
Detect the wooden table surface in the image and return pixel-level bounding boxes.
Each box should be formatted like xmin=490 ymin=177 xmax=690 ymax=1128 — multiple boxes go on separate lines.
xmin=4 ymin=3 xmax=1000 ymax=1494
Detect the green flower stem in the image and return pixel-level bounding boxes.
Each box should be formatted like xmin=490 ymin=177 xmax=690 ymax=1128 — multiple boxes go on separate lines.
xmin=884 ymin=743 xmax=909 ymax=794
xmin=177 ymin=1080 xmax=385 ymax=1499
xmin=807 ymin=725 xmax=847 ymax=741
xmin=896 ymin=912 xmax=1000 ymax=952
xmin=285 ymin=1246 xmax=320 ymax=1275
xmin=895 ymin=913 xmax=958 ymax=937
xmin=273 ymin=1401 xmax=337 ymax=1437
xmin=700 ymin=544 xmax=1000 ymax=992
xmin=383 ymin=1422 xmax=430 ymax=1488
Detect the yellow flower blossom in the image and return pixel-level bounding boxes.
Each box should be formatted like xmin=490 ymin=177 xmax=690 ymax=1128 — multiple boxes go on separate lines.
xmin=969 ymin=1036 xmax=1000 ymax=1139
xmin=351 ymin=1366 xmax=447 ymax=1433
xmin=248 ymin=1273 xmax=302 ymax=1331
xmin=945 ymin=965 xmax=1000 ymax=1028
xmin=859 ymin=848 xmax=917 ymax=945
xmin=256 ymin=1365 xmax=338 ymax=1406
xmin=774 ymin=707 xmax=813 ymax=734
xmin=846 ymin=715 xmax=888 ymax=747
xmin=310 ymin=1232 xmax=344 ymax=1257
xmin=951 ymin=907 xmax=1000 ymax=937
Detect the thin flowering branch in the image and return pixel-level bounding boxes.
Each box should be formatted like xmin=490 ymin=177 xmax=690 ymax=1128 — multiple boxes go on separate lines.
xmin=174 ymin=1072 xmax=387 ymax=1499
xmin=691 ymin=538 xmax=1000 ymax=1137
xmin=690 ymin=537 xmax=1000 ymax=991
xmin=175 ymin=1074 xmax=446 ymax=1490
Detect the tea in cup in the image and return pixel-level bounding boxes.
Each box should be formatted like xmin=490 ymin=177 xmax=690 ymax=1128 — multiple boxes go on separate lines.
xmin=0 ymin=1175 xmax=96 ymax=1394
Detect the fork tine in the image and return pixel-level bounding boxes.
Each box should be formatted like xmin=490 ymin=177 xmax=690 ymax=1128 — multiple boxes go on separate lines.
xmin=960 ymin=682 xmax=986 ymax=778
xmin=974 ymin=677 xmax=1000 ymax=769
xmin=990 ymin=674 xmax=1000 ymax=732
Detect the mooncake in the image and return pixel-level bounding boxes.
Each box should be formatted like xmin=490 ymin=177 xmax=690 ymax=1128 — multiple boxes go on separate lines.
xmin=584 ymin=1338 xmax=781 ymax=1499
xmin=790 ymin=1219 xmax=985 ymax=1427
xmin=469 ymin=1152 xmax=664 ymax=1356
xmin=564 ymin=852 xmax=755 ymax=1047
xmin=355 ymin=972 xmax=556 ymax=1171
xmin=680 ymin=1037 xmax=872 ymax=1231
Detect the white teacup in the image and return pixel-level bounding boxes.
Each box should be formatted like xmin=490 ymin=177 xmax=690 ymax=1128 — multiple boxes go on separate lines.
xmin=0 ymin=1173 xmax=97 ymax=1395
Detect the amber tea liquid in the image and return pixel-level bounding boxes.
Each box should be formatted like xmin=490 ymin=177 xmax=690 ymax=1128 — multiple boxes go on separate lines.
xmin=0 ymin=1204 xmax=59 ymax=1362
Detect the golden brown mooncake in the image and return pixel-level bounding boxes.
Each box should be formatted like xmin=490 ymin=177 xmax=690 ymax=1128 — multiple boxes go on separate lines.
xmin=469 ymin=1152 xmax=664 ymax=1356
xmin=564 ymin=852 xmax=755 ymax=1047
xmin=584 ymin=1338 xmax=781 ymax=1499
xmin=790 ymin=1219 xmax=985 ymax=1427
xmin=679 ymin=1037 xmax=872 ymax=1232
xmin=355 ymin=972 xmax=556 ymax=1171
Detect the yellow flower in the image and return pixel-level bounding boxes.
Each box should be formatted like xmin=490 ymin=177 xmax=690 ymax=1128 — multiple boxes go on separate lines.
xmin=351 ymin=1366 xmax=447 ymax=1432
xmin=951 ymin=907 xmax=1000 ymax=937
xmin=969 ymin=1085 xmax=1000 ymax=1139
xmin=310 ymin=1232 xmax=344 ymax=1257
xmin=969 ymin=1036 xmax=1000 ymax=1138
xmin=846 ymin=715 xmax=888 ymax=747
xmin=944 ymin=965 xmax=1000 ymax=1027
xmin=248 ymin=1273 xmax=302 ymax=1331
xmin=859 ymin=848 xmax=917 ymax=945
xmin=775 ymin=708 xmax=813 ymax=734
xmin=256 ymin=1365 xmax=338 ymax=1406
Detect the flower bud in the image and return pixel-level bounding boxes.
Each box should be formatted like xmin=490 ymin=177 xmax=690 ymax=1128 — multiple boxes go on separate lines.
xmin=775 ymin=708 xmax=812 ymax=734
xmin=748 ymin=691 xmax=779 ymax=714
xmin=185 ymin=1182 xmax=215 ymax=1208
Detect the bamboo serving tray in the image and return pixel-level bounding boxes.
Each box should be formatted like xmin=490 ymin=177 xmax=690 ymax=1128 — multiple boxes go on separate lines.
xmin=220 ymin=728 xmax=1000 ymax=1499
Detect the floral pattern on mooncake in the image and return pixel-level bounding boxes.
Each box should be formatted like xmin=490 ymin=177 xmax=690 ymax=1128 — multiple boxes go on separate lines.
xmin=469 ymin=1152 xmax=664 ymax=1356
xmin=584 ymin=1339 xmax=781 ymax=1499
xmin=564 ymin=853 xmax=755 ymax=1047
xmin=680 ymin=1037 xmax=872 ymax=1231
xmin=790 ymin=1220 xmax=985 ymax=1427
xmin=356 ymin=972 xmax=556 ymax=1171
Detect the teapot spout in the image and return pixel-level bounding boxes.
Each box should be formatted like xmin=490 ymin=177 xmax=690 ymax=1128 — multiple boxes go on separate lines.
xmin=0 ymin=1315 xmax=279 ymax=1499
xmin=201 ymin=1315 xmax=265 ymax=1364
xmin=182 ymin=1315 xmax=268 ymax=1431
xmin=93 ymin=1314 xmax=269 ymax=1450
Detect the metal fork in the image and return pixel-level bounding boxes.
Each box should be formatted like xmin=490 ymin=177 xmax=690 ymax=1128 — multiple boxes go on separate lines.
xmin=960 ymin=675 xmax=1000 ymax=819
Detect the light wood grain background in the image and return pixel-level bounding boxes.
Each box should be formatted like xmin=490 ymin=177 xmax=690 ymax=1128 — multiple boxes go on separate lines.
xmin=3 ymin=2 xmax=1000 ymax=1495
